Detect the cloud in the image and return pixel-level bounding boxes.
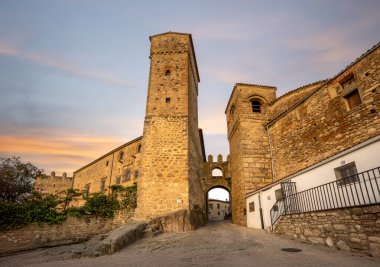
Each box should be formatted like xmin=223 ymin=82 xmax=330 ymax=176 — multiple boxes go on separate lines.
xmin=0 ymin=131 xmax=126 ymax=175
xmin=0 ymin=42 xmax=135 ymax=88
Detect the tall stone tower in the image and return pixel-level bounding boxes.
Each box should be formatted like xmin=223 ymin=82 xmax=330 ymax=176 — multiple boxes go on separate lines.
xmin=225 ymin=83 xmax=276 ymax=225
xmin=135 ymin=32 xmax=205 ymax=227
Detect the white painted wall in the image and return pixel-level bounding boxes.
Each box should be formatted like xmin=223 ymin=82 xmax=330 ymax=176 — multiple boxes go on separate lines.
xmin=246 ymin=138 xmax=380 ymax=229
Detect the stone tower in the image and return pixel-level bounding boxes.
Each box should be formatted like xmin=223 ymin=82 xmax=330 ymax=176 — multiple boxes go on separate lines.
xmin=135 ymin=32 xmax=205 ymax=227
xmin=225 ymin=83 xmax=276 ymax=225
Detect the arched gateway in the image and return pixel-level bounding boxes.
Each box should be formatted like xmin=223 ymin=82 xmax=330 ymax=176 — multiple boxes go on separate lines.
xmin=202 ymin=155 xmax=233 ymax=222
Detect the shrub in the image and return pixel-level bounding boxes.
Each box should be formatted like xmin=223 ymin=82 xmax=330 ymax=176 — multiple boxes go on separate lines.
xmin=81 ymin=193 xmax=120 ymax=218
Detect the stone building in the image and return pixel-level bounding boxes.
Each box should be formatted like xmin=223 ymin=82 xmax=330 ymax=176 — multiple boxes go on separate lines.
xmin=35 ymin=172 xmax=73 ymax=195
xmin=35 ymin=32 xmax=379 ymax=230
xmin=243 ymin=42 xmax=380 ymax=228
xmin=208 ymin=199 xmax=231 ymax=220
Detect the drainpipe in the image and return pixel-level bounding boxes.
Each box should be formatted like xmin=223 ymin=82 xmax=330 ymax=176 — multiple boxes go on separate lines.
xmin=266 ymin=124 xmax=275 ymax=182
xmin=259 ymin=191 xmax=264 ymax=229
xmin=108 ymin=153 xmax=115 ymax=196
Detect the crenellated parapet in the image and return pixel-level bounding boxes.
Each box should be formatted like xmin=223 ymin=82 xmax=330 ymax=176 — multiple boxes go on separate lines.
xmin=202 ymin=154 xmax=231 ymax=193
xmin=34 ymin=171 xmax=74 ymax=195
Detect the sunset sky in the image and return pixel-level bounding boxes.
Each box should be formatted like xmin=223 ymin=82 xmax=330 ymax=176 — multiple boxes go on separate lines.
xmin=0 ymin=0 xmax=379 ymax=175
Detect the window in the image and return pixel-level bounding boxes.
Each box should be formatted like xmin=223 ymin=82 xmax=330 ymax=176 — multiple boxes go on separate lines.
xmin=212 ymin=168 xmax=223 ymax=177
xmin=217 ymin=203 xmax=220 ymax=209
xmin=249 ymin=201 xmax=255 ymax=212
xmin=100 ymin=178 xmax=106 ymax=193
xmin=115 ymin=176 xmax=121 ymax=185
xmin=137 ymin=144 xmax=142 ymax=153
xmin=84 ymin=184 xmax=90 ymax=198
xmin=344 ymin=89 xmax=362 ymax=110
xmin=105 ymin=161 xmax=109 ymax=167
xmin=275 ymin=189 xmax=284 ymax=201
xmin=123 ymin=170 xmax=131 ymax=182
xmin=119 ymin=152 xmax=125 ymax=161
xmin=166 ymin=97 xmax=171 ymax=103
xmin=335 ymin=162 xmax=359 ymax=186
xmin=165 ymin=69 xmax=171 ymax=76
xmin=218 ymin=211 xmax=220 ymax=215
xmin=251 ymin=100 xmax=261 ymax=113
xmin=134 ymin=170 xmax=139 ymax=179
xmin=209 ymin=203 xmax=213 ymax=209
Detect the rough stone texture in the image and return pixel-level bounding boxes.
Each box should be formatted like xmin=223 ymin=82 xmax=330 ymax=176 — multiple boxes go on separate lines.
xmin=147 ymin=209 xmax=201 ymax=233
xmin=0 ymin=209 xmax=134 ymax=256
xmin=269 ymin=46 xmax=380 ymax=180
xmin=0 ymin=216 xmax=115 ymax=256
xmin=134 ymin=33 xmax=205 ymax=228
xmin=34 ymin=172 xmax=73 ymax=196
xmin=273 ymin=205 xmax=380 ymax=257
xmin=226 ymin=43 xmax=380 ymax=226
xmin=226 ymin=84 xmax=277 ymax=225
xmin=73 ymin=137 xmax=142 ymax=200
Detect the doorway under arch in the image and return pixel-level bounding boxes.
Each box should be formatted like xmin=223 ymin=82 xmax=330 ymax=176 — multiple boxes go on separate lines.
xmin=206 ymin=186 xmax=231 ymax=222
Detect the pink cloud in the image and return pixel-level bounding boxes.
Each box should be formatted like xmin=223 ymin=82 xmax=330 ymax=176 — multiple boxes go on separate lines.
xmin=0 ymin=42 xmax=135 ymax=88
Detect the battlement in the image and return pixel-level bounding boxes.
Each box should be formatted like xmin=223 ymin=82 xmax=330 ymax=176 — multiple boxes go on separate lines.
xmin=34 ymin=171 xmax=73 ymax=194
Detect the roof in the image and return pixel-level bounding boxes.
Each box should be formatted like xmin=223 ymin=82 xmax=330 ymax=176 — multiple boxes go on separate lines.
xmin=73 ymin=136 xmax=143 ymax=174
xmin=149 ymin=31 xmax=200 ymax=83
xmin=208 ymin=198 xmax=230 ymax=203
xmin=268 ymin=41 xmax=380 ymax=127
xmin=268 ymin=80 xmax=327 ymax=106
xmin=225 ymin=83 xmax=277 ymax=113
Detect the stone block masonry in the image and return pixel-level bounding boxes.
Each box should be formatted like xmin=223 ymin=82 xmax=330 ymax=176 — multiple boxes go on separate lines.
xmin=273 ymin=205 xmax=380 ymax=257
xmin=134 ymin=32 xmax=205 ymax=227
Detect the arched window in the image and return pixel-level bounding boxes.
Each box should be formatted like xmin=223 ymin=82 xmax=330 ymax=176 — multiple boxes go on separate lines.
xmin=165 ymin=69 xmax=171 ymax=76
xmin=119 ymin=152 xmax=125 ymax=161
xmin=251 ymin=100 xmax=262 ymax=113
xmin=212 ymin=168 xmax=223 ymax=177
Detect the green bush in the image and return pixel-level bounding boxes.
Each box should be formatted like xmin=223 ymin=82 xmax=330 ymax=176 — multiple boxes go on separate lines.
xmin=0 ymin=192 xmax=67 ymax=230
xmin=0 ymin=183 xmax=138 ymax=230
xmin=82 ymin=193 xmax=120 ymax=218
xmin=0 ymin=201 xmax=29 ymax=230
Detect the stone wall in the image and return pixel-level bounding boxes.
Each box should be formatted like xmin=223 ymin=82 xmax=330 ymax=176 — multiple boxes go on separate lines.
xmin=135 ymin=32 xmax=204 ymax=225
xmin=226 ymin=84 xmax=276 ymax=225
xmin=34 ymin=172 xmax=73 ymax=195
xmin=73 ymin=137 xmax=142 ymax=198
xmin=269 ymin=45 xmax=380 ymax=181
xmin=0 ymin=216 xmax=113 ymax=255
xmin=0 ymin=210 xmax=134 ymax=256
xmin=269 ymin=81 xmax=324 ymax=119
xmin=273 ymin=205 xmax=380 ymax=257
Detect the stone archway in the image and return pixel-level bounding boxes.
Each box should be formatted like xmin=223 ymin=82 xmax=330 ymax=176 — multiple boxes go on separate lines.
xmin=206 ymin=185 xmax=231 ymax=221
xmin=201 ymin=154 xmax=233 ymax=222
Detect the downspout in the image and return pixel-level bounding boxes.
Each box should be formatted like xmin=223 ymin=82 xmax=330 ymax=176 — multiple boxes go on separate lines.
xmin=266 ymin=124 xmax=275 ymax=182
xmin=108 ymin=153 xmax=115 ymax=196
xmin=258 ymin=191 xmax=264 ymax=229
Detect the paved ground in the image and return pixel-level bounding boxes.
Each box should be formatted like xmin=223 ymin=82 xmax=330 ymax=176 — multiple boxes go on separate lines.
xmin=1 ymin=220 xmax=379 ymax=267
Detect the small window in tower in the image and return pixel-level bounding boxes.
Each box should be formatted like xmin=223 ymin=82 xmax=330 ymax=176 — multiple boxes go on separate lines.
xmin=251 ymin=100 xmax=262 ymax=113
xmin=105 ymin=161 xmax=109 ymax=167
xmin=119 ymin=152 xmax=125 ymax=161
xmin=166 ymin=97 xmax=171 ymax=103
xmin=165 ymin=70 xmax=171 ymax=76
xmin=137 ymin=144 xmax=142 ymax=153
xmin=344 ymin=89 xmax=362 ymax=110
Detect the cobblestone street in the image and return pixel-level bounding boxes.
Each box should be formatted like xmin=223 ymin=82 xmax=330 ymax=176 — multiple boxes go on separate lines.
xmin=1 ymin=221 xmax=379 ymax=267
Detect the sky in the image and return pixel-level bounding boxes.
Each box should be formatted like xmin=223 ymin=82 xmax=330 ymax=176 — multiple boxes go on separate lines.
xmin=0 ymin=0 xmax=379 ymax=175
